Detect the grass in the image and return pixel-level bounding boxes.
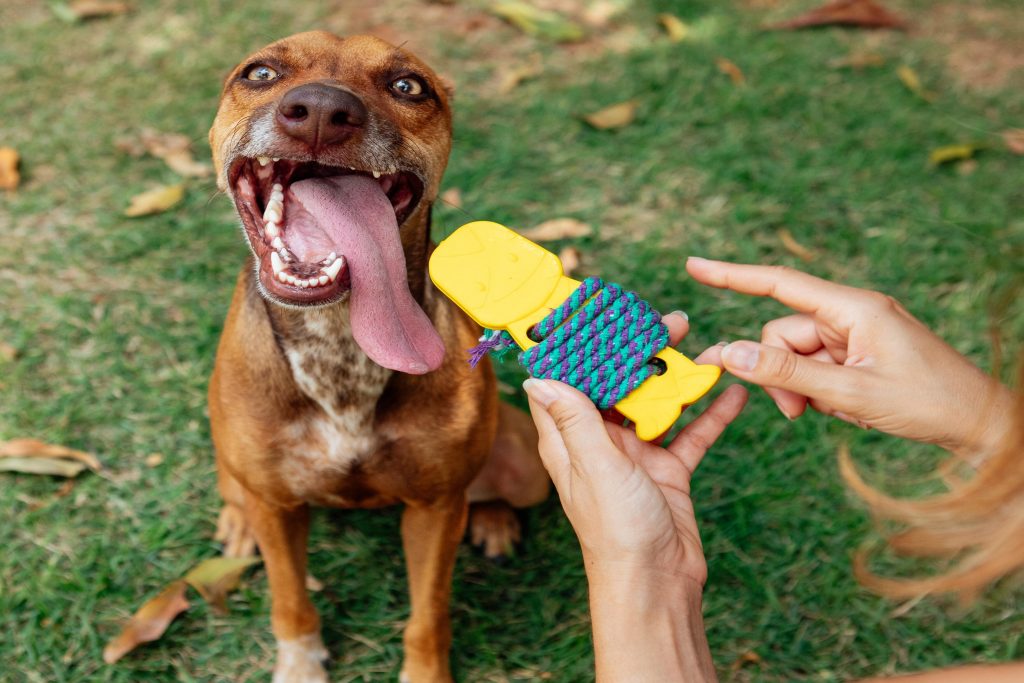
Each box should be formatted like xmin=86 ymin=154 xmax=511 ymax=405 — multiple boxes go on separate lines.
xmin=1 ymin=0 xmax=1023 ymax=681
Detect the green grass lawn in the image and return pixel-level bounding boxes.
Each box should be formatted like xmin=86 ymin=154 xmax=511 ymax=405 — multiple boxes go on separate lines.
xmin=2 ymin=0 xmax=1022 ymax=681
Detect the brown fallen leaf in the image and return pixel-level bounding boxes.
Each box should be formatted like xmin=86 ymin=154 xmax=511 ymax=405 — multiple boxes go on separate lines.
xmin=897 ymin=65 xmax=936 ymax=102
xmin=497 ymin=53 xmax=543 ymax=94
xmin=440 ymin=188 xmax=463 ymax=209
xmin=658 ymin=14 xmax=689 ymax=42
xmin=183 ymin=556 xmax=261 ymax=615
xmin=518 ymin=218 xmax=592 ymax=241
xmin=716 ymin=57 xmax=746 ymax=86
xmin=103 ymin=581 xmax=190 ymax=664
xmin=777 ymin=229 xmax=817 ymax=262
xmin=583 ymin=100 xmax=638 ymax=130
xmin=0 ymin=342 xmax=17 ymax=361
xmin=0 ymin=148 xmax=20 ymax=190
xmin=0 ymin=438 xmax=103 ymax=471
xmin=144 ymin=453 xmax=164 ymax=467
xmin=558 ymin=246 xmax=581 ymax=276
xmin=306 ymin=574 xmax=324 ymax=592
xmin=125 ymin=184 xmax=185 ymax=217
xmin=139 ymin=129 xmax=212 ymax=178
xmin=1002 ymin=129 xmax=1024 ymax=155
xmin=829 ymin=52 xmax=886 ymax=69
xmin=766 ymin=0 xmax=907 ymax=30
xmin=929 ymin=144 xmax=978 ymax=167
xmin=490 ymin=2 xmax=584 ymax=43
xmin=730 ymin=650 xmax=763 ymax=671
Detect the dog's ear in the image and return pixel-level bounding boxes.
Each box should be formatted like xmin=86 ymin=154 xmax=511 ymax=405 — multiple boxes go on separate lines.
xmin=438 ymin=74 xmax=456 ymax=100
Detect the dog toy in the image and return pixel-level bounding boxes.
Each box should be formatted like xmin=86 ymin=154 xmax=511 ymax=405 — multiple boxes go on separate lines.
xmin=428 ymin=220 xmax=721 ymax=441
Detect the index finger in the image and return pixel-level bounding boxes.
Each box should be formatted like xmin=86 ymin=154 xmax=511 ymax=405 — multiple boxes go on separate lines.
xmin=685 ymin=257 xmax=863 ymax=314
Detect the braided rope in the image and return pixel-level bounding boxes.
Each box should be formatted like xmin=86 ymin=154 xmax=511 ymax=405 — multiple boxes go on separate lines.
xmin=468 ymin=277 xmax=669 ymax=409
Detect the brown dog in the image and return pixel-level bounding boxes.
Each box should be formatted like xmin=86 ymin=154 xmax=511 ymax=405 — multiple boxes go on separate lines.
xmin=207 ymin=32 xmax=548 ymax=683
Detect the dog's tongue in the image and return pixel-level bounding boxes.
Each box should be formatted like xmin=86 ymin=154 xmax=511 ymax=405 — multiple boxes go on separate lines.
xmin=290 ymin=175 xmax=445 ymax=374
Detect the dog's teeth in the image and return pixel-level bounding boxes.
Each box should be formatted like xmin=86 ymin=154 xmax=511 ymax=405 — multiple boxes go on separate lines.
xmin=318 ymin=275 xmax=329 ymax=286
xmin=264 ymin=199 xmax=283 ymax=223
xmin=272 ymin=157 xmax=280 ymax=162
xmin=308 ymin=277 xmax=320 ymax=288
xmin=372 ymin=170 xmax=381 ymax=179
xmin=279 ymin=248 xmax=292 ymax=262
xmin=272 ymin=236 xmax=285 ymax=250
xmin=277 ymin=271 xmax=289 ymax=283
xmin=270 ymin=251 xmax=284 ymax=275
xmin=272 ymin=183 xmax=283 ymax=193
xmin=322 ymin=257 xmax=344 ymax=282
xmin=265 ymin=221 xmax=279 ymax=238
xmin=257 ymin=156 xmax=270 ymax=166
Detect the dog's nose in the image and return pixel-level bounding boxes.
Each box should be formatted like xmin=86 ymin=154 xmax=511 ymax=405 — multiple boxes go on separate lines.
xmin=276 ymin=83 xmax=367 ymax=149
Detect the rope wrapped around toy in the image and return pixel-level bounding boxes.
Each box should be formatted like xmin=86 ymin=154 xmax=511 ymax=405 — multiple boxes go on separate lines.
xmin=468 ymin=276 xmax=670 ymax=409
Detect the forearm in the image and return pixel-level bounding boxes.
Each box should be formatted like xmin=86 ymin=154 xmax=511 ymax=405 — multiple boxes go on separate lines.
xmin=586 ymin=562 xmax=717 ymax=683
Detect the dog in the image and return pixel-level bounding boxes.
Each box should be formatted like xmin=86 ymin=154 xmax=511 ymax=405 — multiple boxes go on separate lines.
xmin=206 ymin=31 xmax=549 ymax=683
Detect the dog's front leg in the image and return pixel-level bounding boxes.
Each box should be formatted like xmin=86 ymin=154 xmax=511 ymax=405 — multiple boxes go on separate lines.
xmin=247 ymin=498 xmax=328 ymax=683
xmin=399 ymin=494 xmax=468 ymax=683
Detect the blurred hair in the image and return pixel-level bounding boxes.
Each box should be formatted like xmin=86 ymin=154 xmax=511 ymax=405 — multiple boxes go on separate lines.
xmin=840 ymin=358 xmax=1024 ymax=603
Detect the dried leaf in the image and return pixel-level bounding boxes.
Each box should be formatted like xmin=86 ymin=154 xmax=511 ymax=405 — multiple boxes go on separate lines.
xmin=897 ymin=65 xmax=936 ymax=102
xmin=139 ymin=129 xmax=212 ymax=178
xmin=306 ymin=574 xmax=324 ymax=592
xmin=497 ymin=54 xmax=543 ymax=94
xmin=440 ymin=188 xmax=463 ymax=209
xmin=183 ymin=556 xmax=261 ymax=614
xmin=730 ymin=650 xmax=763 ymax=671
xmin=558 ymin=246 xmax=581 ymax=275
xmin=777 ymin=229 xmax=817 ymax=262
xmin=766 ymin=0 xmax=907 ymax=30
xmin=1002 ymin=129 xmax=1024 ymax=155
xmin=0 ymin=148 xmax=20 ymax=190
xmin=582 ymin=1 xmax=627 ymax=28
xmin=0 ymin=438 xmax=102 ymax=471
xmin=490 ymin=2 xmax=585 ymax=43
xmin=518 ymin=218 xmax=592 ymax=242
xmin=145 ymin=453 xmax=164 ymax=467
xmin=103 ymin=581 xmax=190 ymax=664
xmin=829 ymin=52 xmax=886 ymax=69
xmin=658 ymin=14 xmax=689 ymax=42
xmin=124 ymin=184 xmax=185 ymax=217
xmin=56 ymin=0 xmax=132 ymax=21
xmin=0 ymin=342 xmax=17 ymax=361
xmin=716 ymin=57 xmax=746 ymax=86
xmin=583 ymin=100 xmax=638 ymax=130
xmin=0 ymin=457 xmax=88 ymax=478
xmin=929 ymin=144 xmax=978 ymax=166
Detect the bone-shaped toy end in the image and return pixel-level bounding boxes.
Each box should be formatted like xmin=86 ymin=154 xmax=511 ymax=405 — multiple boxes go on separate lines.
xmin=620 ymin=358 xmax=722 ymax=441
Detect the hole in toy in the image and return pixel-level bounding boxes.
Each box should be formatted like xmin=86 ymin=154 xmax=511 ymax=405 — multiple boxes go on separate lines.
xmin=647 ymin=357 xmax=668 ymax=376
xmin=527 ymin=324 xmax=543 ymax=343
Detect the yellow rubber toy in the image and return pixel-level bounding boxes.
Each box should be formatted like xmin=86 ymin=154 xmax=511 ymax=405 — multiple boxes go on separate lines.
xmin=428 ymin=220 xmax=721 ymax=441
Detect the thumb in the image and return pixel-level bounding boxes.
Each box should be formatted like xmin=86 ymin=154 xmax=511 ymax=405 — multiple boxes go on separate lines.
xmin=522 ymin=379 xmax=623 ymax=472
xmin=721 ymin=340 xmax=848 ymax=403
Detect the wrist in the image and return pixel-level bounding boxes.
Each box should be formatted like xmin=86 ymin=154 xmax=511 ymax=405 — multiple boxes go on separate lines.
xmin=951 ymin=381 xmax=1018 ymax=464
xmin=586 ymin=561 xmax=716 ymax=683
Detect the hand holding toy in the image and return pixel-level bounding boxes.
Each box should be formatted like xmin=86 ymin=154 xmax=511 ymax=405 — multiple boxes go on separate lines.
xmin=429 ymin=221 xmax=721 ymax=440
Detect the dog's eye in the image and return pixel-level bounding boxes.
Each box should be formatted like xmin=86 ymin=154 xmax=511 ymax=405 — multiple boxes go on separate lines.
xmin=390 ymin=77 xmax=425 ymax=98
xmin=245 ymin=65 xmax=279 ymax=82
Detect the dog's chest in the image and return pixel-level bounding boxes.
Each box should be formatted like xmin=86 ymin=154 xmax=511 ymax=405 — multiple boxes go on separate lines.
xmin=273 ymin=311 xmax=392 ymax=497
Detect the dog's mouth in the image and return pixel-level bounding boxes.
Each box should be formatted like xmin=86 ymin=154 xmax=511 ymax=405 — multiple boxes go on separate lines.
xmin=227 ymin=155 xmax=444 ymax=374
xmin=228 ymin=156 xmax=424 ymax=305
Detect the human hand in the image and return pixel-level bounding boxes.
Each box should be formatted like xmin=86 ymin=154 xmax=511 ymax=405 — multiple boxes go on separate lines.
xmin=687 ymin=258 xmax=1016 ymax=459
xmin=522 ymin=313 xmax=748 ymax=586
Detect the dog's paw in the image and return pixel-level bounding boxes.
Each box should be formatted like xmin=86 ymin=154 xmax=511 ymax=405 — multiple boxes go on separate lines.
xmin=214 ymin=503 xmax=257 ymax=558
xmin=468 ymin=501 xmax=521 ymax=560
xmin=273 ymin=633 xmax=329 ymax=683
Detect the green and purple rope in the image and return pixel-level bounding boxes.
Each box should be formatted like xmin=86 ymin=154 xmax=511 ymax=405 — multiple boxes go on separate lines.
xmin=468 ymin=277 xmax=670 ymax=408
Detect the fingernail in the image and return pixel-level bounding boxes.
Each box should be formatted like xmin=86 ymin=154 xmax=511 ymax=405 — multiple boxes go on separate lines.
xmin=523 ymin=378 xmax=558 ymax=408
xmin=716 ymin=340 xmax=729 ymax=347
xmin=722 ymin=342 xmax=759 ymax=372
xmin=687 ymin=256 xmax=709 ymax=265
xmin=670 ymin=310 xmax=689 ymax=321
xmin=775 ymin=401 xmax=795 ymax=421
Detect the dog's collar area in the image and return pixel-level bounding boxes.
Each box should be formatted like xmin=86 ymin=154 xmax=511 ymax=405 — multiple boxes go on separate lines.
xmin=228 ymin=156 xmax=424 ymax=305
